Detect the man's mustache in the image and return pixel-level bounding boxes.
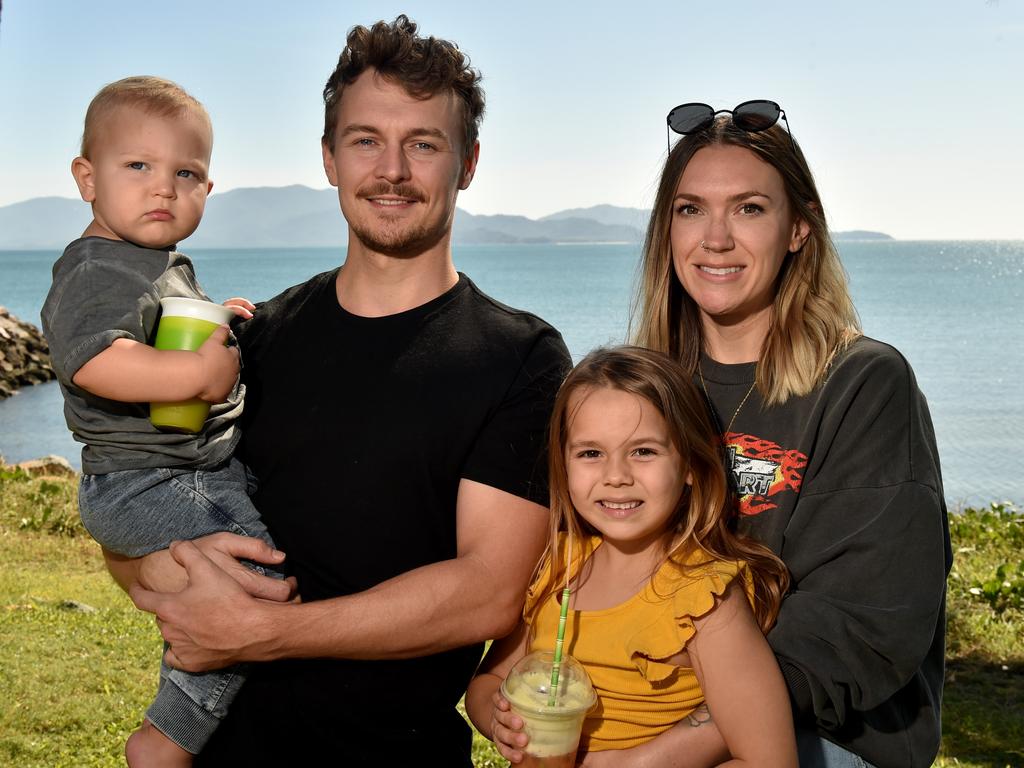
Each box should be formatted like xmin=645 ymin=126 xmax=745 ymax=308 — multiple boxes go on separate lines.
xmin=356 ymin=183 xmax=425 ymax=202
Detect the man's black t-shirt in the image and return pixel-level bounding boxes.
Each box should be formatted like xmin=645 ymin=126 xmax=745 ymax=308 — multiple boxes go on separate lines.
xmin=197 ymin=271 xmax=570 ymax=765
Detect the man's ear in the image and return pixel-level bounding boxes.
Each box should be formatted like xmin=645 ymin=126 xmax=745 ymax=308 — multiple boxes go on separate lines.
xmin=459 ymin=141 xmax=480 ymax=191
xmin=207 ymin=179 xmax=214 ymax=195
xmin=71 ymin=157 xmax=97 ymax=203
xmin=322 ymin=140 xmax=339 ymax=187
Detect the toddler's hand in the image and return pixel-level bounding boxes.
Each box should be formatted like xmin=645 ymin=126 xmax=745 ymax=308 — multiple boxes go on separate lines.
xmin=490 ymin=690 xmax=530 ymax=764
xmin=223 ymin=297 xmax=255 ymax=320
xmin=196 ymin=325 xmax=240 ymax=402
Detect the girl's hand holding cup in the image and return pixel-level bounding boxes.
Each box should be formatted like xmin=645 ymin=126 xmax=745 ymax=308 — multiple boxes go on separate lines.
xmin=490 ymin=689 xmax=529 ymax=764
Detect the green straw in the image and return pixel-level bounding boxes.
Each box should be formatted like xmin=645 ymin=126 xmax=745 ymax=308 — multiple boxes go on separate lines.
xmin=547 ymin=585 xmax=572 ymax=706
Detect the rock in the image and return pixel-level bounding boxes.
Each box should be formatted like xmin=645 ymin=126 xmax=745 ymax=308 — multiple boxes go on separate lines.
xmin=15 ymin=455 xmax=76 ymax=477
xmin=58 ymin=600 xmax=97 ymax=613
xmin=0 ymin=306 xmax=55 ymax=398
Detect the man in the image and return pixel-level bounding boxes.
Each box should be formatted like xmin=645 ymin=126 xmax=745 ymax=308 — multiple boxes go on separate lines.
xmin=128 ymin=16 xmax=570 ymax=765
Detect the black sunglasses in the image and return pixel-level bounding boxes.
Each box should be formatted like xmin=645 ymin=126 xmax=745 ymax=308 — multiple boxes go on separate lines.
xmin=665 ymin=100 xmax=794 ymax=152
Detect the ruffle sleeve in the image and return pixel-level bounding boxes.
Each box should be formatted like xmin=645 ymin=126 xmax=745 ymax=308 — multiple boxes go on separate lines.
xmin=523 ymin=553 xmax=555 ymax=623
xmin=626 ymin=555 xmax=751 ymax=683
xmin=523 ymin=533 xmax=596 ymax=623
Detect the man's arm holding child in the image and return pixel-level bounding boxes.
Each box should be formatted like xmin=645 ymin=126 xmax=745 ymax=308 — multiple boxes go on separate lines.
xmin=131 ymin=479 xmax=548 ymax=668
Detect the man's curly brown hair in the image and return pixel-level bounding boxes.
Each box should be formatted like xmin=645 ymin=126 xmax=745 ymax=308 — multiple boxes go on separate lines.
xmin=322 ymin=15 xmax=485 ymax=157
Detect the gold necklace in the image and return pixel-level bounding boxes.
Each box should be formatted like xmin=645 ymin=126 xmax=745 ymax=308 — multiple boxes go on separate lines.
xmin=697 ymin=362 xmax=756 ymax=436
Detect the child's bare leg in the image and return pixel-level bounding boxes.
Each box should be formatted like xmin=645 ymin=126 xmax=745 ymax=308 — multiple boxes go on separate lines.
xmin=103 ymin=547 xmax=188 ymax=593
xmin=125 ymin=719 xmax=193 ymax=767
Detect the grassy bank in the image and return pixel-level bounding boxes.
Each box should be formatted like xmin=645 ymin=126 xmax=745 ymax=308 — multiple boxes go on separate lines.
xmin=1 ymin=466 xmax=1021 ymax=767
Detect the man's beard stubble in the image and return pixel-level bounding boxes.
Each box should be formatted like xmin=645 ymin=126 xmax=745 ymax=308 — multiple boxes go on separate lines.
xmin=350 ymin=217 xmax=447 ymax=259
xmin=349 ymin=182 xmax=450 ymax=259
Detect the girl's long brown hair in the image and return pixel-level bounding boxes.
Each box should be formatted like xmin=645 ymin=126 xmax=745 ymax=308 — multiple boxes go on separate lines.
xmin=534 ymin=346 xmax=789 ymax=634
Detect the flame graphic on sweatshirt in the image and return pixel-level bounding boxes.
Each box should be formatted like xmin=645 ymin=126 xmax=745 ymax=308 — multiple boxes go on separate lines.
xmin=724 ymin=432 xmax=807 ymax=516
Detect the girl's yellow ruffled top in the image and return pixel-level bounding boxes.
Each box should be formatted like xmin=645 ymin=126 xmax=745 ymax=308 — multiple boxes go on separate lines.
xmin=524 ymin=534 xmax=752 ymax=752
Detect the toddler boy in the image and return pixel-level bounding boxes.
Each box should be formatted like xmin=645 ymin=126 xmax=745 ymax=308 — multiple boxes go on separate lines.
xmin=41 ymin=76 xmax=280 ymax=766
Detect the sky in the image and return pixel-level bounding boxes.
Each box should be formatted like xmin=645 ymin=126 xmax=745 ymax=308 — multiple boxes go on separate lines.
xmin=1 ymin=0 xmax=1022 ymax=240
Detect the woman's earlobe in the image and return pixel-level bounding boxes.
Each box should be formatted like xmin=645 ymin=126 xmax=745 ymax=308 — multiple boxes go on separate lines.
xmin=790 ymin=218 xmax=811 ymax=253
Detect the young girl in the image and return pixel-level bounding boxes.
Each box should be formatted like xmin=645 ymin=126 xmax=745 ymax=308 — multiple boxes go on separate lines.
xmin=466 ymin=346 xmax=796 ymax=767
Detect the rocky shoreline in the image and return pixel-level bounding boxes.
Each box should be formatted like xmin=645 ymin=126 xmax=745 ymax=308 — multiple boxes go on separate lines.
xmin=0 ymin=306 xmax=55 ymax=398
xmin=0 ymin=454 xmax=76 ymax=477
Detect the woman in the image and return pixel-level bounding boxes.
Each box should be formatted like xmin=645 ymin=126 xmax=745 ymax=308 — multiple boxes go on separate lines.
xmin=629 ymin=102 xmax=951 ymax=768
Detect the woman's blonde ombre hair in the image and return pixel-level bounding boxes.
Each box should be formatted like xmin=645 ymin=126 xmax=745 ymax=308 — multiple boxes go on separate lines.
xmin=632 ymin=116 xmax=860 ymax=405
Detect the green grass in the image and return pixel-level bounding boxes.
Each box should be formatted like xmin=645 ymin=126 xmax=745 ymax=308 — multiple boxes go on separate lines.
xmin=1 ymin=466 xmax=1021 ymax=767
xmin=0 ymin=468 xmax=157 ymax=766
xmin=935 ymin=503 xmax=1024 ymax=768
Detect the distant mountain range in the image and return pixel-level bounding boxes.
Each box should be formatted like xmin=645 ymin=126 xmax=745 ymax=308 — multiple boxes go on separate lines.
xmin=0 ymin=185 xmax=892 ymax=250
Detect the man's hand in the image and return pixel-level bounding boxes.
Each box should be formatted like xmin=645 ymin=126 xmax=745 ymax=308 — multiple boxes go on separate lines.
xmin=187 ymin=532 xmax=294 ymax=601
xmin=104 ymin=532 xmax=293 ymax=601
xmin=131 ymin=539 xmax=284 ymax=672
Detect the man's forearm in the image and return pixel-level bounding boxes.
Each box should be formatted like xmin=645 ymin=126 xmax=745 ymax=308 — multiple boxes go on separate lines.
xmin=246 ymin=552 xmax=526 ymax=662
xmin=136 ymin=483 xmax=549 ymax=671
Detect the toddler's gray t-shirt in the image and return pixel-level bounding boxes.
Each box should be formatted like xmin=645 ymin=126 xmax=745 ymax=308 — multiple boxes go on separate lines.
xmin=41 ymin=237 xmax=242 ymax=474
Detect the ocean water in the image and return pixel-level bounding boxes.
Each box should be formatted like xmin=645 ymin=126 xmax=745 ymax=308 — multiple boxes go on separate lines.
xmin=1 ymin=241 xmax=1022 ymax=508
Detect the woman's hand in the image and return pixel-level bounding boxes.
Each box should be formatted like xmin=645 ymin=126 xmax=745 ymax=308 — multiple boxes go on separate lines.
xmin=490 ymin=690 xmax=530 ymax=764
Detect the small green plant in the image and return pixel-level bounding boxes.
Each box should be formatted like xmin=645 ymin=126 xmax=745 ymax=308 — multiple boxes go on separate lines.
xmin=0 ymin=464 xmax=31 ymax=483
xmin=19 ymin=478 xmax=82 ymax=537
xmin=18 ymin=502 xmax=82 ymax=537
xmin=948 ymin=502 xmax=1023 ymax=548
xmin=1 ymin=467 xmax=83 ymax=537
xmin=950 ymin=503 xmax=1024 ymax=615
xmin=969 ymin=560 xmax=1024 ymax=613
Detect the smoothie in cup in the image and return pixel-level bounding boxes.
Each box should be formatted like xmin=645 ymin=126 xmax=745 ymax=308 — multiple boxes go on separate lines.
xmin=149 ymin=297 xmax=236 ymax=433
xmin=501 ymin=650 xmax=596 ymax=768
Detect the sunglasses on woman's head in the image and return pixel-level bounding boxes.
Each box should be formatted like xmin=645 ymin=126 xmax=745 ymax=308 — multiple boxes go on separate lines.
xmin=665 ymin=100 xmax=795 ymax=152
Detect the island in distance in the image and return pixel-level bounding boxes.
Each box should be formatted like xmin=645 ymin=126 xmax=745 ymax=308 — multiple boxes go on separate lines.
xmin=0 ymin=186 xmax=893 ymax=250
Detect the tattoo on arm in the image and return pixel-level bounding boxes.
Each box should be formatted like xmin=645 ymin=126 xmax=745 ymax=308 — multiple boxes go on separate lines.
xmin=685 ymin=703 xmax=712 ymax=727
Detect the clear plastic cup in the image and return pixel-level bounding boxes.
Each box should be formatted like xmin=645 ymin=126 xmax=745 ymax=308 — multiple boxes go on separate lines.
xmin=149 ymin=297 xmax=235 ymax=433
xmin=500 ymin=650 xmax=597 ymax=767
